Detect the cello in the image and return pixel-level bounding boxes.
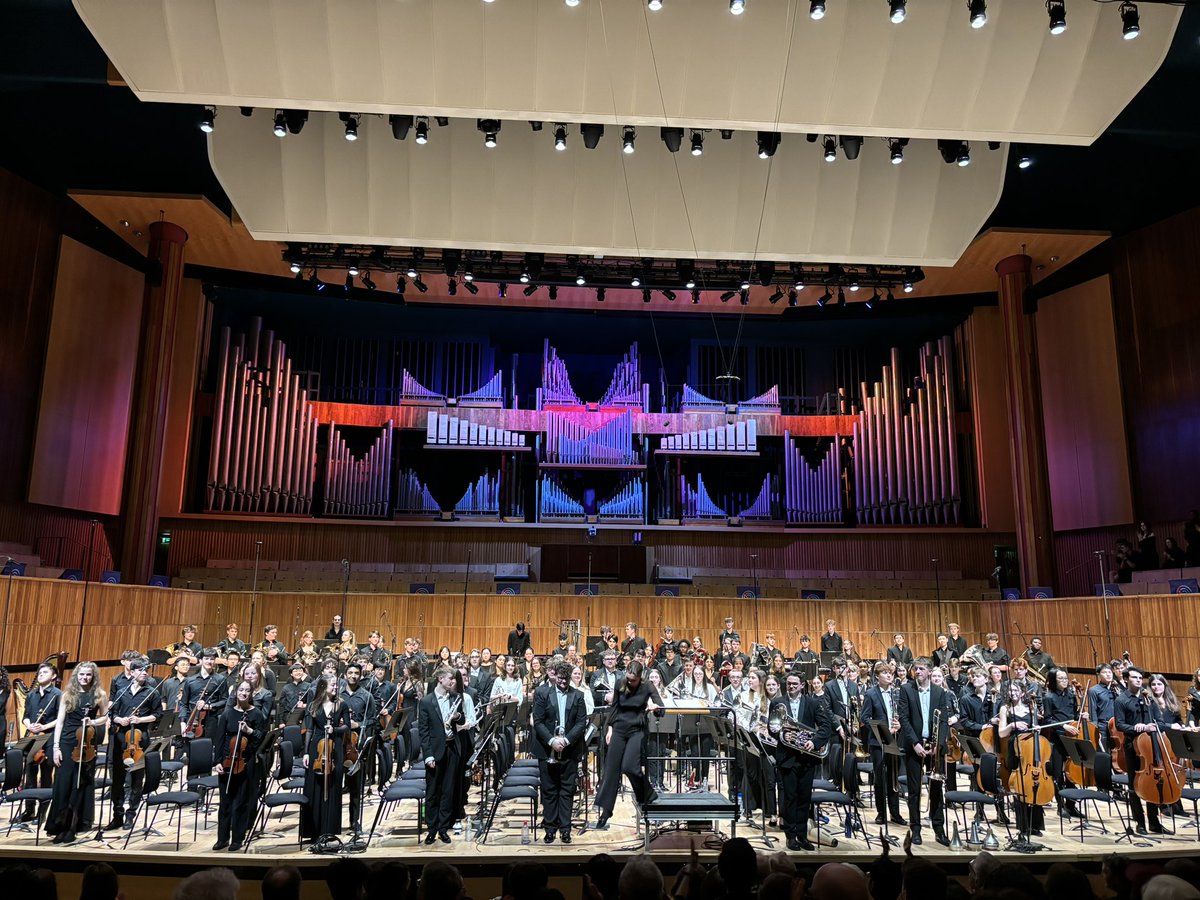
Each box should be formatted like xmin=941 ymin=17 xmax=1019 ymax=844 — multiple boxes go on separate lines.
xmin=1132 ymin=693 xmax=1184 ymax=808
xmin=1064 ymin=679 xmax=1099 ymax=788
xmin=977 ymin=689 xmax=1011 ymax=791
xmin=1008 ymin=691 xmax=1056 ymax=807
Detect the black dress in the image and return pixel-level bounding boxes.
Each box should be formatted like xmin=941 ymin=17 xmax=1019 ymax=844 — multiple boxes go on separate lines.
xmin=215 ymin=704 xmax=267 ymax=847
xmin=1005 ymin=707 xmax=1046 ymax=835
xmin=47 ymin=692 xmax=102 ymax=836
xmin=302 ymin=700 xmax=352 ymax=839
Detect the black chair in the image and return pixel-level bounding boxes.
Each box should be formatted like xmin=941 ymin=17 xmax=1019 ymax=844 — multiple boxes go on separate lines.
xmin=1 ymin=749 xmax=55 ymax=844
xmin=944 ymin=753 xmax=1011 ymax=841
xmin=123 ymin=752 xmax=201 ymax=851
xmin=1058 ymin=752 xmax=1124 ymax=841
xmin=810 ymin=783 xmax=872 ymax=848
xmin=248 ymin=741 xmax=308 ymax=848
xmin=185 ymin=738 xmax=220 ymax=825
xmin=366 ymin=768 xmax=426 ymax=846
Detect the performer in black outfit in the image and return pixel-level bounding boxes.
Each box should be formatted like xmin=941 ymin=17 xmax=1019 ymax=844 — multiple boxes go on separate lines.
xmin=180 ymin=648 xmax=228 ymax=741
xmin=217 ymin=623 xmax=247 ymax=657
xmin=532 ymin=661 xmax=587 ymax=843
xmin=279 ymin=663 xmax=314 ymax=723
xmin=47 ymin=662 xmax=108 ymax=844
xmin=897 ymin=658 xmax=951 ymax=846
xmin=507 ymin=622 xmax=532 ymax=658
xmin=324 ymin=615 xmax=345 ymax=642
xmin=621 ymin=622 xmax=648 ymax=658
xmin=887 ymin=634 xmax=915 ymax=671
xmin=945 ymin=623 xmax=968 ymax=660
xmin=860 ymin=661 xmax=905 ymax=825
xmin=18 ymin=662 xmax=61 ymax=823
xmin=820 ymin=620 xmax=844 ymax=654
xmin=340 ymin=661 xmax=377 ymax=833
xmin=1088 ymin=664 xmax=1119 ymax=749
xmin=301 ymin=675 xmax=352 ymax=841
xmin=419 ymin=666 xmax=472 ymax=844
xmin=106 ymin=660 xmax=162 ymax=829
xmin=593 ymin=660 xmax=663 ymax=830
xmin=213 ymin=680 xmax=267 ymax=851
xmin=1042 ymin=668 xmax=1082 ymax=817
xmin=768 ymin=670 xmax=832 ymax=851
xmin=1114 ymin=668 xmax=1165 ymax=834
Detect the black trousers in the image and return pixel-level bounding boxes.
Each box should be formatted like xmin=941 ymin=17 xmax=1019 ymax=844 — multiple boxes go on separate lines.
xmin=870 ymin=746 xmax=901 ymax=818
xmin=538 ymin=756 xmax=580 ymax=834
xmin=595 ymin=728 xmax=650 ymax=816
xmin=903 ymin=750 xmax=943 ymax=834
xmin=778 ymin=760 xmax=817 ymax=839
xmin=109 ymin=741 xmax=145 ymax=818
xmin=426 ymin=742 xmax=462 ymax=834
xmin=216 ymin=767 xmax=257 ymax=846
xmin=23 ymin=753 xmax=54 ymax=818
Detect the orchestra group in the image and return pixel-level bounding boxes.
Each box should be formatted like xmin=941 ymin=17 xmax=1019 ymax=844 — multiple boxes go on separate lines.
xmin=2 ymin=613 xmax=1198 ymax=854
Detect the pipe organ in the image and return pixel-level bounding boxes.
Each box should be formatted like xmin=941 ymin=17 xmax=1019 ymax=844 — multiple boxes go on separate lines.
xmin=453 ymin=472 xmax=500 ymax=517
xmin=395 ymin=469 xmax=441 ymax=516
xmin=322 ymin=422 xmax=392 ymax=517
xmin=680 ymin=384 xmax=780 ymax=415
xmin=206 ymin=321 xmax=318 ymax=514
xmin=681 ymin=473 xmax=776 ymax=521
xmin=661 ymin=420 xmax=758 ymax=453
xmin=852 ymin=339 xmax=961 ymax=525
xmin=544 ymin=410 xmax=638 ymax=465
xmin=597 ymin=478 xmax=645 ymax=521
xmin=599 ymin=344 xmax=649 ymax=411
xmin=538 ymin=340 xmax=582 ymax=408
xmin=400 ymin=369 xmax=446 ymax=406
xmin=538 ymin=475 xmax=586 ymax=521
xmin=784 ymin=433 xmax=843 ymax=524
xmin=426 ymin=412 xmax=525 ymax=448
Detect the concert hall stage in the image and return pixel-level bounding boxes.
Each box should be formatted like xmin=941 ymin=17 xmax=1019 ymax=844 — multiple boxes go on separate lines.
xmin=0 ymin=795 xmax=1194 ymax=899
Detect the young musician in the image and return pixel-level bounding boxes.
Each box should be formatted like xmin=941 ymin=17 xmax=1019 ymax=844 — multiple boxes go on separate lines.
xmin=1042 ymin=669 xmax=1082 ymax=818
xmin=821 ymin=619 xmax=843 ymax=654
xmin=1088 ymin=664 xmax=1119 ymax=748
xmin=19 ymin=663 xmax=61 ymax=823
xmin=681 ymin=664 xmax=719 ymax=790
xmin=47 ymin=662 xmax=108 ymax=843
xmin=931 ymin=634 xmax=954 ymax=668
xmin=887 ymin=634 xmax=914 ymax=671
xmin=258 ymin=624 xmax=289 ymax=665
xmin=294 ymin=631 xmax=320 ymax=668
xmin=654 ymin=625 xmax=678 ymax=662
xmin=768 ymin=671 xmax=832 ymax=851
xmin=106 ymin=660 xmax=162 ymax=829
xmin=590 ymin=650 xmax=621 ymax=708
xmin=180 ymin=648 xmax=228 ymax=741
xmin=213 ymin=680 xmax=267 ymax=852
xmin=532 ymin=661 xmax=587 ymax=843
xmin=622 ymin=622 xmax=648 ymax=658
xmin=998 ymin=681 xmax=1045 ymax=836
xmin=280 ymin=662 xmax=314 ymax=723
xmin=593 ymin=660 xmax=664 ymax=830
xmin=1024 ymin=637 xmax=1056 ymax=685
xmin=860 ymin=661 xmax=904 ymax=826
xmin=419 ymin=667 xmax=473 ymax=844
xmin=719 ymin=617 xmax=740 ymax=646
xmin=324 ymin=614 xmax=345 ymax=641
xmin=897 ymin=658 xmax=952 ymax=846
xmin=507 ymin=622 xmax=532 ymax=658
xmin=946 ymin=623 xmax=968 ymax=659
xmin=656 ymin=644 xmax=682 ymax=688
xmin=362 ymin=631 xmax=391 ymax=670
xmin=341 ymin=661 xmax=377 ymax=834
xmin=217 ymin=623 xmax=247 ymax=657
xmin=239 ymin=661 xmax=276 ymax=723
xmin=166 ymin=626 xmax=202 ymax=666
xmin=981 ymin=633 xmax=1010 ymax=673
xmin=301 ymin=674 xmax=352 ymax=841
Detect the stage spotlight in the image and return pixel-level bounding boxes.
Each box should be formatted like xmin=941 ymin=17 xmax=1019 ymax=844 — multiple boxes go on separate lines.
xmin=289 ymin=262 xmax=302 ymax=274
xmin=623 ymin=126 xmax=637 ymax=154
xmin=581 ymin=124 xmax=605 ymax=149
xmin=690 ymin=131 xmax=704 ymax=156
xmin=837 ymin=287 xmax=847 ymax=308
xmin=435 ymin=117 xmax=449 ymax=127
xmin=463 ymin=268 xmax=475 ymax=283
xmin=1120 ymin=2 xmax=1139 ymax=39
xmin=688 ymin=289 xmax=699 ymax=304
xmin=840 ymin=135 xmax=863 ymax=161
xmin=565 ymin=0 xmax=581 ymax=6
xmin=889 ymin=0 xmax=907 ymax=24
xmin=273 ymin=111 xmax=287 ymax=138
xmin=903 ymin=281 xmax=914 ymax=293
xmin=524 ymin=284 xmax=539 ymax=297
xmin=756 ymin=131 xmax=781 ymax=159
xmin=823 ymin=135 xmax=838 ymax=162
xmin=413 ymin=277 xmax=429 ymax=294
xmin=730 ymin=0 xmax=746 ymax=14
xmin=415 ymin=117 xmax=430 ymax=144
xmin=888 ymin=138 xmax=906 ymax=165
xmin=554 ymin=124 xmax=568 ymax=151
xmin=1018 ymin=147 xmax=1034 ymax=169
xmin=969 ymin=0 xmax=987 ymax=28
xmin=649 ymin=0 xmax=663 ymax=9
xmin=768 ymin=287 xmax=784 ymax=305
xmin=866 ymin=288 xmax=879 ymax=309
xmin=739 ymin=290 xmax=750 ymax=306
xmin=479 ymin=119 xmax=501 ymax=148
xmin=631 ymin=273 xmax=642 ymax=287
xmin=447 ymin=277 xmax=458 ymax=296
xmin=661 ymin=288 xmax=677 ymax=302
xmin=199 ymin=107 xmax=216 ymax=133
xmin=463 ymin=280 xmax=479 ymax=295
xmin=740 ymin=275 xmax=752 ymax=291
xmin=956 ymin=142 xmax=971 ymax=167
xmin=396 ymin=276 xmax=406 ymax=295
xmin=1047 ymin=0 xmax=1066 ymax=35
xmin=348 ymin=264 xmax=360 ymax=277
xmin=848 ymin=279 xmax=859 ymax=292
xmin=389 ymin=114 xmax=413 ymax=140
xmin=816 ymin=288 xmax=831 ymax=308
xmin=576 ymin=269 xmax=587 ymax=286
xmin=755 ymin=261 xmax=775 ymax=286
xmin=344 ymin=273 xmax=354 ymax=291
xmin=343 ymin=114 xmax=359 ymax=142
xmin=284 ymin=110 xmax=309 ymax=135
xmin=498 ymin=282 xmax=508 ymax=298
xmin=886 ymin=288 xmax=896 ymax=302
xmin=810 ymin=1 xmax=826 ymax=20
xmin=530 ymin=121 xmax=544 ymax=131
xmin=661 ymin=127 xmax=684 ymax=153
xmin=721 ymin=291 xmax=738 ymax=303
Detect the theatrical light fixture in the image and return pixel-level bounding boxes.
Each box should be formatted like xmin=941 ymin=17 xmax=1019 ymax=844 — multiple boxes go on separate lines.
xmin=622 ymin=126 xmax=636 ymax=154
xmin=690 ymin=131 xmax=704 ymax=156
xmin=866 ymin=288 xmax=879 ymax=309
xmin=1018 ymin=147 xmax=1034 ymax=169
xmin=631 ymin=274 xmax=642 ymax=287
xmin=721 ymin=290 xmax=738 ymax=303
xmin=343 ymin=115 xmax=359 ymax=142
xmin=661 ymin=289 xmax=677 ymax=302
xmin=840 ymin=136 xmax=863 ymax=161
xmin=498 ymin=283 xmax=508 ymax=298
xmin=768 ymin=287 xmax=785 ymax=305
xmin=816 ymin=288 xmax=831 ymax=308
xmin=823 ymin=135 xmax=838 ymax=162
xmin=348 ymin=264 xmax=360 ymax=277
xmin=957 ymin=142 xmax=971 ymax=167
xmin=447 ymin=277 xmax=458 ymax=296
xmin=435 ymin=117 xmax=450 ymax=127
xmin=739 ymin=290 xmax=750 ymax=306
xmin=888 ymin=138 xmax=905 ymax=164
xmin=414 ymin=117 xmax=429 ymax=144
xmin=565 ymin=0 xmax=581 ymax=6
xmin=519 ymin=269 xmax=530 ymax=284
xmin=524 ymin=284 xmax=539 ymax=297
xmin=810 ymin=1 xmax=826 ymax=20
xmin=548 ymin=285 xmax=558 ymax=300
xmin=395 ymin=276 xmax=406 ymax=295
xmin=692 ymin=289 xmax=703 ymax=304
xmin=576 ymin=269 xmax=587 ymax=286
xmin=479 ymin=119 xmax=501 ymax=148
xmin=903 ymin=281 xmax=914 ymax=293
xmin=849 ymin=280 xmax=859 ymax=292
xmin=648 ymin=0 xmax=663 ymax=8
xmin=756 ymin=131 xmax=781 ymax=159
xmin=199 ymin=107 xmax=215 ymax=133
xmin=886 ymin=288 xmax=896 ymax=302
xmin=890 ymin=0 xmax=907 ymax=24
xmin=660 ymin=127 xmax=683 ymax=153
xmin=969 ymin=0 xmax=987 ymax=28
xmin=463 ymin=280 xmax=479 ymax=295
xmin=463 ymin=268 xmax=475 ymax=282
xmin=581 ymin=123 xmax=605 ymax=150
xmin=413 ymin=277 xmax=429 ymax=294
xmin=387 ymin=115 xmax=412 ymax=141
xmin=554 ymin=124 xmax=568 ymax=151
xmin=730 ymin=0 xmax=746 ymax=14
xmin=273 ymin=111 xmax=287 ymax=138
xmin=1047 ymin=0 xmax=1066 ymax=35
xmin=1120 ymin=2 xmax=1139 ymax=39
xmin=344 ymin=273 xmax=354 ymax=291
xmin=289 ymin=262 xmax=302 ymax=274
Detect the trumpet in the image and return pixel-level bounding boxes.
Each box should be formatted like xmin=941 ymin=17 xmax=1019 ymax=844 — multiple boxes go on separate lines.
xmin=766 ymin=707 xmax=828 ymax=759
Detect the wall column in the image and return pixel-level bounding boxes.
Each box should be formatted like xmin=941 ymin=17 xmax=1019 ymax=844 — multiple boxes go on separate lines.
xmin=121 ymin=221 xmax=188 ymax=583
xmin=996 ymin=254 xmax=1056 ymax=593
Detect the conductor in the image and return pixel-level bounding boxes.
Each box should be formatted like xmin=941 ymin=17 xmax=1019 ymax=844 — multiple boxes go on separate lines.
xmin=532 ymin=661 xmax=587 ymax=843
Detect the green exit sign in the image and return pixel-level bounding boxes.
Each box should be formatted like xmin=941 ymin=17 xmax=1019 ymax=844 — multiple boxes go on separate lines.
xmin=159 ymin=532 xmax=172 ymax=546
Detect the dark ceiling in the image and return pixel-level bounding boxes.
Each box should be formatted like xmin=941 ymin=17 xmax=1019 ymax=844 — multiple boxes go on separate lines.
xmin=2 ymin=0 xmax=1199 ymax=241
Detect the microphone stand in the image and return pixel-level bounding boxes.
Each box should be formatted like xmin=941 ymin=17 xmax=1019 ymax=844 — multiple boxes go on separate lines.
xmin=460 ymin=549 xmax=471 ymax=653
xmin=750 ymin=554 xmax=761 ymax=646
xmin=1095 ymin=550 xmax=1115 ymax=662
xmin=341 ymin=559 xmax=350 ymax=630
xmin=75 ymin=520 xmax=99 ymax=664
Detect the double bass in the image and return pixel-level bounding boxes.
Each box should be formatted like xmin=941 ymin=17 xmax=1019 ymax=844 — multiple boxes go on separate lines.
xmin=1063 ymin=679 xmax=1099 ymax=788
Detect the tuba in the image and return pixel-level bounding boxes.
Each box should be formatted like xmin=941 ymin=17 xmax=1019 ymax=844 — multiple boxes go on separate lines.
xmin=766 ymin=706 xmax=828 ymax=759
xmin=959 ymin=644 xmax=989 ymax=671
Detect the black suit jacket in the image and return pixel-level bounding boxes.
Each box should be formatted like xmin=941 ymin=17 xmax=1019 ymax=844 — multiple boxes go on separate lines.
xmin=531 ymin=682 xmax=587 ymax=760
xmin=860 ymin=685 xmax=902 ymax=750
xmin=897 ymin=681 xmax=948 ymax=750
xmin=418 ymin=692 xmax=455 ymax=763
xmin=767 ymin=695 xmax=832 ymax=768
xmin=825 ymin=677 xmax=859 ymax=726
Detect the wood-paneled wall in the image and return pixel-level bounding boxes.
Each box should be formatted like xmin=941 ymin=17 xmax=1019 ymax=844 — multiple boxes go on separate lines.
xmin=2 ymin=576 xmax=985 ymax=670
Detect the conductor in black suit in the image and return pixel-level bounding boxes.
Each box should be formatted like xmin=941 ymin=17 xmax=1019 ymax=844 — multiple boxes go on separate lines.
xmin=897 ymin=657 xmax=953 ymax=846
xmin=532 ymin=661 xmax=587 ymax=843
xmin=418 ymin=666 xmax=471 ymax=844
xmin=768 ymin=671 xmax=832 ymax=851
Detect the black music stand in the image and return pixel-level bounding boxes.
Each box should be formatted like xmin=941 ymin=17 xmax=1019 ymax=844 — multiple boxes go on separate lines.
xmin=740 ymin=728 xmax=778 ymax=848
xmin=1055 ymin=735 xmax=1104 ymax=835
xmin=648 ymin=712 xmax=678 ymax=792
xmin=794 ymin=660 xmax=819 ymax=682
xmin=869 ymin=720 xmax=904 ymax=847
xmin=1168 ymin=730 xmax=1200 ymax=835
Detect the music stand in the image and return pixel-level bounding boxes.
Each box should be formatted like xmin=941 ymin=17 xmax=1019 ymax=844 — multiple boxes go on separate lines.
xmin=869 ymin=719 xmax=903 ymax=847
xmin=795 ymin=659 xmax=819 ymax=682
xmin=1167 ymin=730 xmax=1200 ymax=834
xmin=648 ymin=712 xmax=678 ymax=792
xmin=819 ymin=651 xmax=840 ymax=668
xmin=1056 ymin=735 xmax=1102 ymax=835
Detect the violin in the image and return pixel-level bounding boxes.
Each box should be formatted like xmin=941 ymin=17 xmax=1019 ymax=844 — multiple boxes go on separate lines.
xmin=344 ymin=729 xmax=360 ymax=764
xmin=1008 ymin=695 xmax=1056 ymax=806
xmin=1064 ymin=679 xmax=1098 ymax=788
xmin=72 ymin=722 xmax=97 ymax=764
xmin=313 ymin=724 xmax=335 ymax=773
xmin=223 ymin=724 xmax=249 ymax=775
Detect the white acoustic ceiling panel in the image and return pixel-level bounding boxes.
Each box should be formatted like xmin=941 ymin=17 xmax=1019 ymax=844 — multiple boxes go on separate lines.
xmin=75 ymin=0 xmax=1178 ymax=145
xmin=208 ymin=111 xmax=1005 ymax=267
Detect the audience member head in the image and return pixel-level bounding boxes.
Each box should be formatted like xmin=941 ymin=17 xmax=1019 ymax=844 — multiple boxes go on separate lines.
xmin=619 ymin=855 xmax=664 ymax=900
xmin=504 ymin=861 xmax=549 ymax=900
xmin=967 ymin=851 xmax=1001 ymax=894
xmin=31 ymin=868 xmax=58 ymax=900
xmin=585 ymin=854 xmax=622 ymax=900
xmin=869 ymin=849 xmax=902 ymax=900
xmin=716 ymin=837 xmax=758 ymax=894
xmin=418 ymin=861 xmax=464 ymax=900
xmin=812 ymin=863 xmax=869 ymax=900
xmin=1044 ymin=864 xmax=1094 ymax=900
xmin=326 ymin=858 xmax=369 ymax=900
xmin=79 ymin=863 xmax=121 ymax=900
xmin=262 ymin=865 xmax=303 ymax=900
xmin=1 ymin=866 xmax=38 ymax=893
xmin=1103 ymin=854 xmax=1134 ymax=900
xmin=172 ymin=868 xmax=239 ymax=900
xmin=364 ymin=862 xmax=409 ymax=900
xmin=976 ymin=863 xmax=1047 ymax=900
xmin=899 ymin=861 xmax=946 ymax=900
xmin=1166 ymin=860 xmax=1200 ymax=893
xmin=758 ymin=873 xmax=796 ymax=900
xmin=1143 ymin=876 xmax=1200 ymax=900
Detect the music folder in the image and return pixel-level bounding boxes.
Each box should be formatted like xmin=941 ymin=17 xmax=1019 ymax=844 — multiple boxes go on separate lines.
xmin=869 ymin=720 xmax=904 ymax=756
